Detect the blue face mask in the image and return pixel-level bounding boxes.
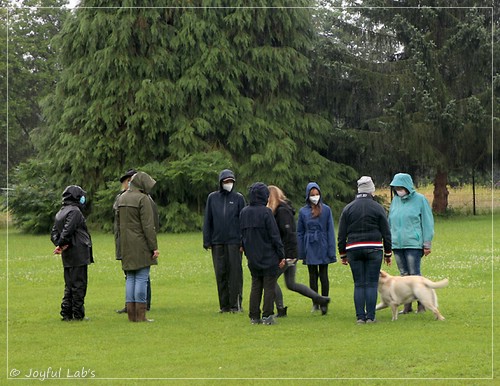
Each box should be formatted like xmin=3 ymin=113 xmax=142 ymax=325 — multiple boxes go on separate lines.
xmin=79 ymin=196 xmax=86 ymax=205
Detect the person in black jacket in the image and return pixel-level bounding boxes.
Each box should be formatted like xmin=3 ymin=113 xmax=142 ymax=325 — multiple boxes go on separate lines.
xmin=51 ymin=185 xmax=93 ymax=321
xmin=267 ymin=185 xmax=330 ymax=317
xmin=240 ymin=182 xmax=285 ymax=325
xmin=337 ymin=176 xmax=392 ymax=324
xmin=203 ymin=169 xmax=246 ymax=313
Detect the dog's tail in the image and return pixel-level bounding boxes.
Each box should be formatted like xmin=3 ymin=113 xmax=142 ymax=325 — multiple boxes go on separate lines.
xmin=424 ymin=278 xmax=449 ymax=289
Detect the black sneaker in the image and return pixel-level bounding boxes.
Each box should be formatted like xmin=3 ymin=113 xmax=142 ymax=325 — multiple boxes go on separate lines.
xmin=250 ymin=318 xmax=262 ymax=325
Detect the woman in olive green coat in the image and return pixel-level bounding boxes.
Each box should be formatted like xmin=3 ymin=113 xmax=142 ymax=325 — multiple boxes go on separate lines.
xmin=116 ymin=171 xmax=159 ymax=322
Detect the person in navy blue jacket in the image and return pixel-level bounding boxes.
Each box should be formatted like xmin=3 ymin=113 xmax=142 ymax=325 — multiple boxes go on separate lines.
xmin=240 ymin=182 xmax=285 ymax=325
xmin=267 ymin=185 xmax=330 ymax=317
xmin=338 ymin=176 xmax=392 ymax=324
xmin=297 ymin=182 xmax=337 ymax=315
xmin=203 ymin=169 xmax=246 ymax=313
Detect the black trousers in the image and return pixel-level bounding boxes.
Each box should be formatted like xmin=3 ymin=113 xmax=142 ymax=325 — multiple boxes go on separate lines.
xmin=249 ymin=274 xmax=277 ymax=319
xmin=211 ymin=244 xmax=243 ymax=311
xmin=308 ymin=264 xmax=329 ymax=302
xmin=61 ymin=265 xmax=88 ymax=320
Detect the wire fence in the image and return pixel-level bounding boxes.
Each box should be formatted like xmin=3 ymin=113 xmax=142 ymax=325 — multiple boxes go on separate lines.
xmin=418 ymin=185 xmax=499 ymax=215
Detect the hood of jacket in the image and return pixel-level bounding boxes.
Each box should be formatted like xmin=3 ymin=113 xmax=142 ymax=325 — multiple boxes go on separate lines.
xmin=305 ymin=182 xmax=322 ymax=203
xmin=390 ymin=173 xmax=415 ymax=194
xmin=218 ymin=169 xmax=236 ymax=190
xmin=62 ymin=185 xmax=86 ymax=204
xmin=249 ymin=182 xmax=269 ymax=206
xmin=130 ymin=171 xmax=156 ymax=194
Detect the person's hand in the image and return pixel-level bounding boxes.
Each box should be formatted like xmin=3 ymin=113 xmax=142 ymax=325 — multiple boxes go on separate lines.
xmin=341 ymin=257 xmax=349 ymax=265
xmin=384 ymin=252 xmax=392 ymax=266
xmin=53 ymin=245 xmax=68 ymax=254
xmin=279 ymin=259 xmax=286 ymax=269
xmin=152 ymin=250 xmax=159 ymax=259
xmin=423 ymin=248 xmax=431 ymax=256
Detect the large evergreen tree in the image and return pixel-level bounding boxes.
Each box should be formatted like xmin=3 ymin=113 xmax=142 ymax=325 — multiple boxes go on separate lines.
xmin=29 ymin=1 xmax=356 ymax=232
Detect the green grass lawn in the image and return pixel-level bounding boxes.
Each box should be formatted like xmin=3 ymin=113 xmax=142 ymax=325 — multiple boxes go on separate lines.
xmin=1 ymin=214 xmax=499 ymax=385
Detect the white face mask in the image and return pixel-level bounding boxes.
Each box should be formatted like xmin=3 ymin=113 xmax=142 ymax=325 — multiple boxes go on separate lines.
xmin=222 ymin=182 xmax=234 ymax=192
xmin=309 ymin=195 xmax=320 ymax=205
xmin=395 ymin=189 xmax=407 ymax=197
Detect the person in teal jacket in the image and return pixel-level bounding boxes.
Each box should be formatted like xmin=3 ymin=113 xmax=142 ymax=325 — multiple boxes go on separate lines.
xmin=388 ymin=173 xmax=434 ymax=314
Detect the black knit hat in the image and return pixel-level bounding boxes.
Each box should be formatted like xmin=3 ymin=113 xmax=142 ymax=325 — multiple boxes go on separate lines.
xmin=119 ymin=169 xmax=137 ymax=183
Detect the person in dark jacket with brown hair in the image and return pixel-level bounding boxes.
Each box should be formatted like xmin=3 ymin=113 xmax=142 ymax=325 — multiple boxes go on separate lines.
xmin=51 ymin=185 xmax=93 ymax=321
xmin=240 ymin=182 xmax=285 ymax=325
xmin=116 ymin=171 xmax=159 ymax=322
xmin=267 ymin=185 xmax=330 ymax=317
xmin=338 ymin=176 xmax=392 ymax=324
xmin=203 ymin=169 xmax=246 ymax=313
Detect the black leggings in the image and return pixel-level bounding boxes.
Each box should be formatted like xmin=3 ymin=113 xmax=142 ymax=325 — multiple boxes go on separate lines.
xmin=275 ymin=264 xmax=323 ymax=308
xmin=307 ymin=264 xmax=329 ymax=298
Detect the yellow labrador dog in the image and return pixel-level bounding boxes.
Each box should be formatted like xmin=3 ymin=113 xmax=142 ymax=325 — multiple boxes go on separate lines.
xmin=376 ymin=270 xmax=449 ymax=321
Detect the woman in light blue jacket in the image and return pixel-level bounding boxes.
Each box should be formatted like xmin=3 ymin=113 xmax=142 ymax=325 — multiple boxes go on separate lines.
xmin=297 ymin=182 xmax=337 ymax=315
xmin=389 ymin=173 xmax=434 ymax=314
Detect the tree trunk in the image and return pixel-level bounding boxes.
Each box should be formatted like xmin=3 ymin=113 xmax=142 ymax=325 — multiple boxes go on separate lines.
xmin=432 ymin=170 xmax=449 ymax=213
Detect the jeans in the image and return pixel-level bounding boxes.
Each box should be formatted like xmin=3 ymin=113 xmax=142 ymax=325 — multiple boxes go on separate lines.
xmin=393 ymin=249 xmax=423 ymax=276
xmin=211 ymin=244 xmax=243 ymax=311
xmin=126 ymin=267 xmax=150 ymax=303
xmin=347 ymin=249 xmax=383 ymax=321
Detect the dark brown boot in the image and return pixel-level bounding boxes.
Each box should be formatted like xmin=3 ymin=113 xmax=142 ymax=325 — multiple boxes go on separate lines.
xmin=126 ymin=302 xmax=136 ymax=322
xmin=398 ymin=303 xmax=413 ymax=314
xmin=136 ymin=303 xmax=154 ymax=322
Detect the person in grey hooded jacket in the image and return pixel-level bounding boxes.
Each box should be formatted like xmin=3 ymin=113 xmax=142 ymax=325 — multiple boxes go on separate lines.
xmin=116 ymin=171 xmax=159 ymax=322
xmin=51 ymin=185 xmax=93 ymax=321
